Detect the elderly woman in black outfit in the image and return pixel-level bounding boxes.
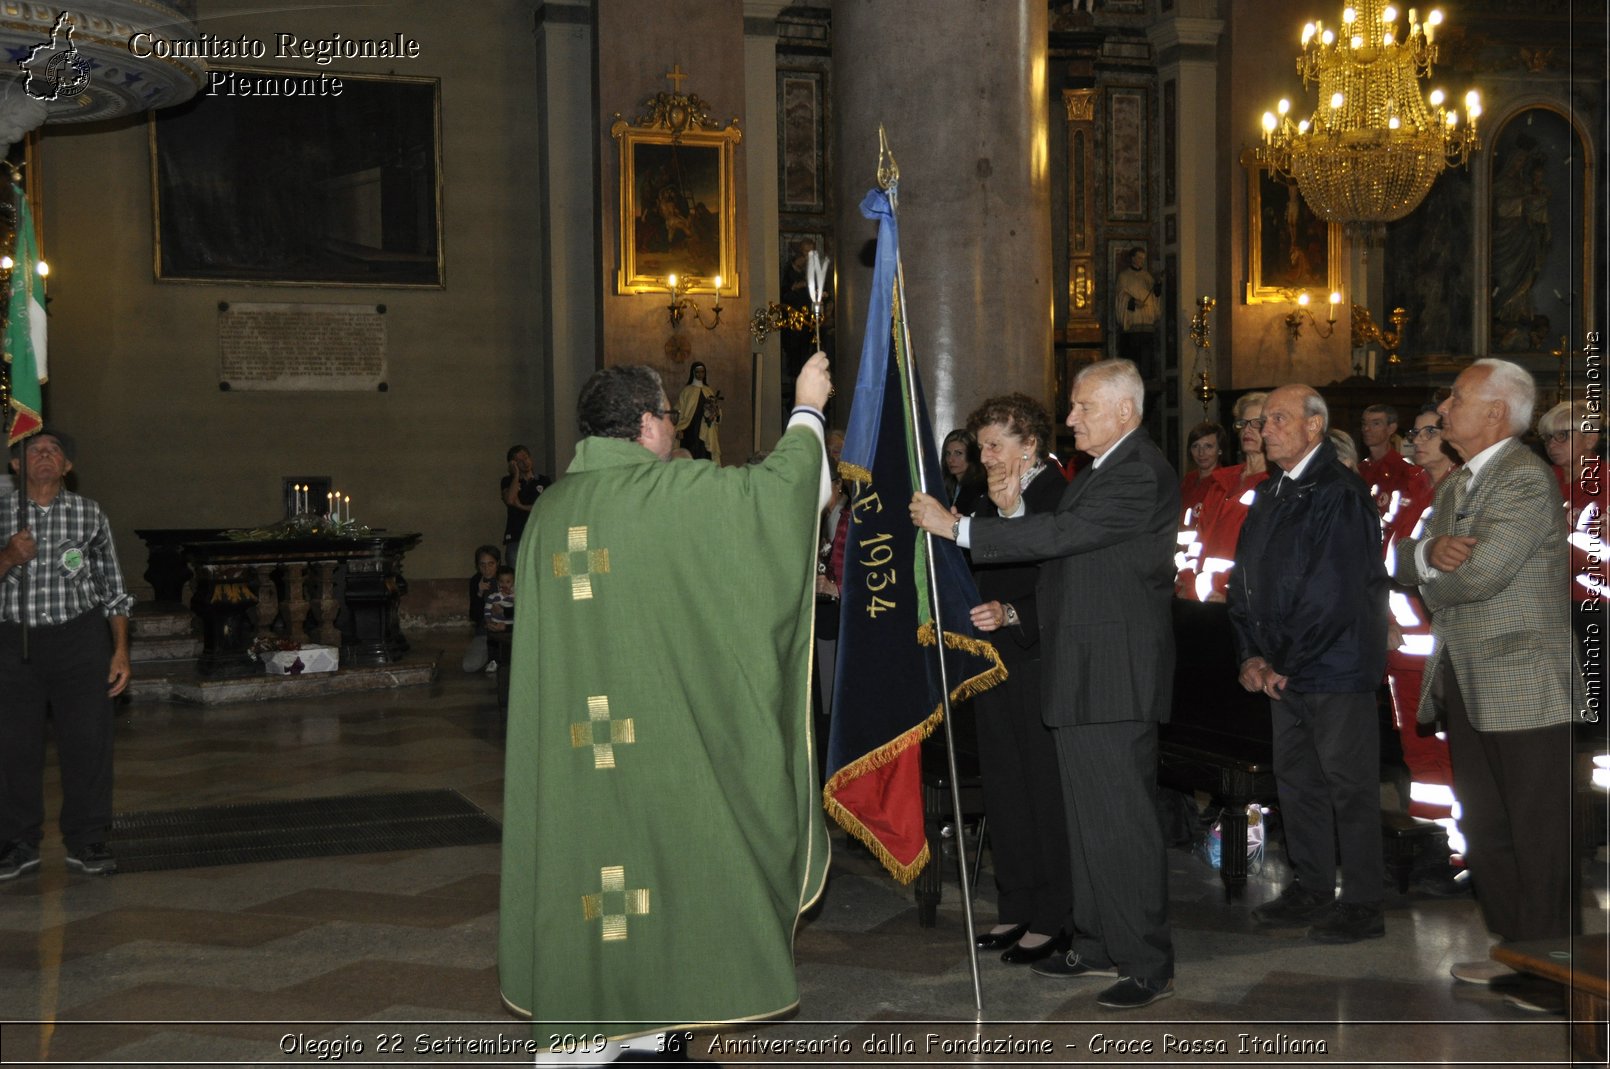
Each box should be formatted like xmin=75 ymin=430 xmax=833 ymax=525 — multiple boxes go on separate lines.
xmin=964 ymin=393 xmax=1074 ymax=964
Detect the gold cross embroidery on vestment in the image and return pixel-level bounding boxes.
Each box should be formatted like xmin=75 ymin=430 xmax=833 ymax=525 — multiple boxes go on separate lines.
xmin=569 ymin=694 xmax=636 ymax=769
xmin=581 ymin=865 xmax=651 ymax=942
xmin=552 ymin=525 xmax=610 ymax=600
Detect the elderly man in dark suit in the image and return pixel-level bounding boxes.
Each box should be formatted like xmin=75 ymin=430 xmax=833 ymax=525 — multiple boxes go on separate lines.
xmin=910 ymin=358 xmax=1179 ymax=1010
xmin=1228 ymin=385 xmax=1389 ymax=945
xmin=1393 ymin=358 xmax=1583 ymax=1004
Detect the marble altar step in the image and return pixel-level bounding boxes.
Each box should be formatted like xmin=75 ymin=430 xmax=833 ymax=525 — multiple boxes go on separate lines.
xmin=129 ymin=602 xmax=202 ymax=663
xmin=127 ymin=649 xmax=439 ymax=706
xmin=130 ymin=602 xmax=196 ymax=639
xmin=130 ymin=635 xmax=204 ymax=663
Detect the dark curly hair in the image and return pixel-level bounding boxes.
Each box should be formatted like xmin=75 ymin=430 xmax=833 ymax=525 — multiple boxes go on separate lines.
xmin=965 ymin=393 xmax=1054 ymax=460
xmin=578 ymin=365 xmax=664 ymax=441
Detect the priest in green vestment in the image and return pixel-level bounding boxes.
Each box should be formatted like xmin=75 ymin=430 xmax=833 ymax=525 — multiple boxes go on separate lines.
xmin=499 ymin=354 xmax=835 ymax=1051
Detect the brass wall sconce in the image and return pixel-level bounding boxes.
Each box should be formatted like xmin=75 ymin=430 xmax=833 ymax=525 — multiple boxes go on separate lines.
xmin=1284 ymin=290 xmax=1342 ymax=341
xmin=749 ymin=302 xmax=815 ymax=347
xmin=666 ymin=272 xmax=723 ymax=330
xmin=748 ymin=251 xmax=830 ymax=350
xmin=1351 ymin=303 xmax=1409 ymax=370
xmin=1552 ymin=334 xmax=1571 ymax=404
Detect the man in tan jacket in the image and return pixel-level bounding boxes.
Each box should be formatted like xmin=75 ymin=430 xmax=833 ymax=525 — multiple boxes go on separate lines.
xmin=1393 ymin=358 xmax=1584 ymax=1006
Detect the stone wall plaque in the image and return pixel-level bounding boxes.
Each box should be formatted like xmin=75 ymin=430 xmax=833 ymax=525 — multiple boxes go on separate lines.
xmin=219 ymin=303 xmax=386 ymax=392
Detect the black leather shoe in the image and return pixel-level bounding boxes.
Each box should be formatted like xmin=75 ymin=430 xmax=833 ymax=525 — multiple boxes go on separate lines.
xmin=64 ymin=842 xmax=117 ymax=876
xmin=975 ymin=923 xmax=1028 ymax=951
xmin=1250 ymin=883 xmax=1332 ymax=927
xmin=1030 ymin=950 xmax=1118 ymax=979
xmin=1001 ymin=930 xmax=1069 ymax=965
xmin=1096 ymin=976 xmax=1175 ymax=1009
xmin=1307 ymin=902 xmax=1384 ymax=944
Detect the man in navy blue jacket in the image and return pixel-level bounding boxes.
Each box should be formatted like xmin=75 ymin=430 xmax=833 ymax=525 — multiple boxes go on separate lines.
xmin=1228 ymin=385 xmax=1389 ymax=945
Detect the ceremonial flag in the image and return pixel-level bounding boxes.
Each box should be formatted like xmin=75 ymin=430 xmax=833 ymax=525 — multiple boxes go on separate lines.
xmin=4 ymin=184 xmax=45 ymax=446
xmin=824 ymin=186 xmax=1005 ymax=883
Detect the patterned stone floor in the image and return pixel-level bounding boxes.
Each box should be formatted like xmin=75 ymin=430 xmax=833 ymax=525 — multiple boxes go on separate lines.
xmin=0 ymin=635 xmax=1603 ymax=1067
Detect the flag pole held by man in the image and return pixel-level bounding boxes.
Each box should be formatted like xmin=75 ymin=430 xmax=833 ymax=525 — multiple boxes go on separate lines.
xmin=498 ymin=352 xmax=834 ymax=1054
xmin=824 ymin=181 xmax=1005 ymax=884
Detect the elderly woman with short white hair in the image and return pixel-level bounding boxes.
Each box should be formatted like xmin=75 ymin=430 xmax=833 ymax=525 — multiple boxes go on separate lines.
xmin=1537 ymin=398 xmax=1605 ymax=668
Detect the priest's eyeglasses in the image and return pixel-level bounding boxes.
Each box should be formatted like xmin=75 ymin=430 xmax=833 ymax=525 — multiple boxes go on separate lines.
xmin=1403 ymin=425 xmax=1443 ymax=443
xmin=1233 ymin=417 xmax=1267 ymax=431
xmin=656 ymin=406 xmax=681 ymax=422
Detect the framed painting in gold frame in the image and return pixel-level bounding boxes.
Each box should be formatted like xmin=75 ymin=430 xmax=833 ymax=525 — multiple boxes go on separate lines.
xmin=612 ymin=101 xmax=741 ymax=297
xmin=1242 ymin=149 xmax=1341 ymax=304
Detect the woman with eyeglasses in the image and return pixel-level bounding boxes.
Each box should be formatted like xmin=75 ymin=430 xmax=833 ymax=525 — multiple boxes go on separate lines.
xmin=1537 ymin=400 xmax=1605 ymax=663
xmin=1537 ymin=400 xmax=1604 ymax=505
xmin=1175 ymin=392 xmax=1269 ymax=602
xmin=1383 ymin=404 xmax=1461 ymax=832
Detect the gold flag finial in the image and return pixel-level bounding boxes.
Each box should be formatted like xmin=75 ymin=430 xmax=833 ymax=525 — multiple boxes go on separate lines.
xmin=877 ymin=124 xmax=899 ymax=191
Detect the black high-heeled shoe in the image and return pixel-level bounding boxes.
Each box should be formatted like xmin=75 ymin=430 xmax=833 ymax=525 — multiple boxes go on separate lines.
xmin=1000 ymin=928 xmax=1070 ymax=965
xmin=974 ymin=923 xmax=1028 ymax=951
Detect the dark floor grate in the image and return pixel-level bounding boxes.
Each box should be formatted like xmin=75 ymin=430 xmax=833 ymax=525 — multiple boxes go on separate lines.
xmin=109 ymin=789 xmax=501 ymax=873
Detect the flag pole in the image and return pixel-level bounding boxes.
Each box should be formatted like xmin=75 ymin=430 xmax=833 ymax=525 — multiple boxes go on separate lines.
xmin=879 ymin=127 xmax=983 ymax=1014
xmin=5 ymin=177 xmax=30 ymax=663
xmin=13 ymin=421 xmax=27 ymax=663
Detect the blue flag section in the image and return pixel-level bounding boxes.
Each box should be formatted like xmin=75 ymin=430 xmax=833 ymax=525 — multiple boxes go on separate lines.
xmin=824 ymin=187 xmax=1006 ymax=883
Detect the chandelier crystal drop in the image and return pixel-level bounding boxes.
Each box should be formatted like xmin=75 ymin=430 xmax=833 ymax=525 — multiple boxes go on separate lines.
xmin=1256 ymin=1 xmax=1481 ymax=224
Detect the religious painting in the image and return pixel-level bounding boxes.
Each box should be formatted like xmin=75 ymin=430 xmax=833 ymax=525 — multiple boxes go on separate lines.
xmin=777 ymin=70 xmax=825 ymax=214
xmin=1384 ymin=167 xmax=1473 ymax=357
xmin=151 ymin=71 xmax=442 ymax=287
xmin=612 ymin=108 xmax=741 ymax=297
xmin=1243 ymin=151 xmax=1341 ymax=304
xmin=1484 ymin=106 xmax=1591 ymax=355
xmin=1107 ymin=88 xmax=1148 ymax=221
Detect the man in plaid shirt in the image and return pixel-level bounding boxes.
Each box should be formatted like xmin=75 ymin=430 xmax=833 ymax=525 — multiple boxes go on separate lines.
xmin=0 ymin=429 xmax=133 ymax=880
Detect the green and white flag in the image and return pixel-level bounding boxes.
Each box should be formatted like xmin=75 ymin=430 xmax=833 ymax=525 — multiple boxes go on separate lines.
xmin=5 ymin=183 xmax=46 ymax=446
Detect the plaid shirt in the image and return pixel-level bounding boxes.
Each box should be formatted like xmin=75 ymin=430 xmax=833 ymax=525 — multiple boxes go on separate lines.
xmin=0 ymin=490 xmax=134 ymax=624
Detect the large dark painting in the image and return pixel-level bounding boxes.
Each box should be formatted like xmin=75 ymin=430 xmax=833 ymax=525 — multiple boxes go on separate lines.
xmin=151 ymin=70 xmax=442 ymax=287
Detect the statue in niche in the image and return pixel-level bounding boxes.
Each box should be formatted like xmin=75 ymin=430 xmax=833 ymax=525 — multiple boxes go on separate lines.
xmin=675 ymin=361 xmax=723 ymax=465
xmin=1114 ymin=246 xmax=1161 ymax=376
xmin=1489 ymin=138 xmax=1552 ymax=352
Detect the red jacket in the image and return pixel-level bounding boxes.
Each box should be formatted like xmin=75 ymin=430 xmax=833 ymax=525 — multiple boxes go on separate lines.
xmin=1175 ymin=463 xmax=1268 ymax=601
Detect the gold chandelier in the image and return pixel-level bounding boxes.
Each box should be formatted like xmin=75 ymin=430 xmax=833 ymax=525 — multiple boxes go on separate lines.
xmin=1256 ymin=2 xmax=1481 ymax=224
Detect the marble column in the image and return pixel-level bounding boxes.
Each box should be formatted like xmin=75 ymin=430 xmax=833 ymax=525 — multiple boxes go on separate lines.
xmin=744 ymin=1 xmax=792 ymax=452
xmin=535 ymin=0 xmax=598 ymax=468
xmin=832 ymin=0 xmax=1053 ymax=433
xmin=1148 ymin=14 xmax=1225 ymax=444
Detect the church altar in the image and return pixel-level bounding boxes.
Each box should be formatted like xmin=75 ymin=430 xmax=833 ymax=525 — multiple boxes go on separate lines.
xmin=135 ymin=529 xmax=423 ymax=678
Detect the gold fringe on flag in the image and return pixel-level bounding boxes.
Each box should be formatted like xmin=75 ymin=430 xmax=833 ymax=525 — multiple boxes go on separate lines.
xmin=820 ymin=625 xmax=1007 ymax=884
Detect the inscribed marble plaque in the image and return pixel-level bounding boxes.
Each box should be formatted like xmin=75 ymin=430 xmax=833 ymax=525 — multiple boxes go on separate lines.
xmin=219 ymin=303 xmax=386 ymax=391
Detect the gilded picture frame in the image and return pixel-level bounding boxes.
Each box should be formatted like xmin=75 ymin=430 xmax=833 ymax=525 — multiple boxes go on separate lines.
xmin=1242 ymin=149 xmax=1341 ymax=304
xmin=151 ymin=69 xmax=443 ymax=288
xmin=611 ymin=95 xmax=741 ymax=297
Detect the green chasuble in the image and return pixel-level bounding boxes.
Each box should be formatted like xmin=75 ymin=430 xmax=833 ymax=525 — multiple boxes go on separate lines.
xmin=498 ymin=423 xmax=830 ymax=1040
